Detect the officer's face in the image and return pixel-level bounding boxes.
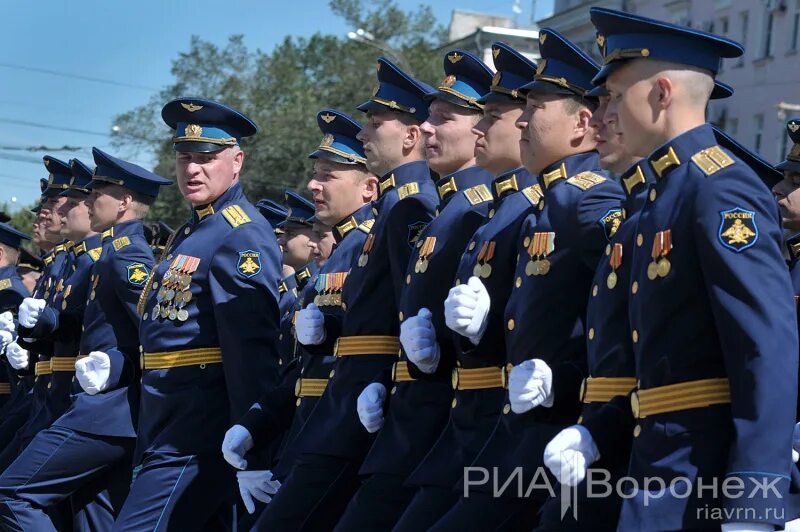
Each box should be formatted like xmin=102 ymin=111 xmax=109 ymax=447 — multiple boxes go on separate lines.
xmin=20 ymin=271 xmax=40 ymax=294
xmin=517 ymin=93 xmax=593 ymax=175
xmin=85 ymin=185 xmax=126 ymax=232
xmin=308 ymin=160 xmax=376 ymax=226
xmin=357 ymin=112 xmax=412 ymax=176
xmin=420 ymin=100 xmax=480 ymax=176
xmin=472 ymin=101 xmax=524 ymax=176
xmin=309 ymin=221 xmax=334 ymax=267
xmin=42 ymin=196 xmax=67 ymax=243
xmin=59 ymin=198 xmax=93 ymax=240
xmin=604 ymin=61 xmax=664 ymax=159
xmin=590 ymin=95 xmax=640 ymax=174
xmin=773 ymin=171 xmax=800 ymax=231
xmin=175 ymin=147 xmax=243 ymax=206
xmin=277 ymin=224 xmax=313 ymax=269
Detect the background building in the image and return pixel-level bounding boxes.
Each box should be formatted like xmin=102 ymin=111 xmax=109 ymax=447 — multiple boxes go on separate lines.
xmin=439 ymin=9 xmax=541 ymax=66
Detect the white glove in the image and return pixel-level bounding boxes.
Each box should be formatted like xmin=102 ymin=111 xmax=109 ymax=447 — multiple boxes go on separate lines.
xmin=508 ymin=359 xmax=554 ymax=413
xmin=444 ymin=276 xmax=490 ymax=345
xmin=720 ymin=524 xmax=773 ymax=532
xmin=792 ymin=422 xmax=800 ymax=463
xmin=74 ymin=351 xmax=111 ymax=395
xmin=237 ymin=470 xmax=281 ymax=514
xmin=295 ymin=303 xmax=325 ymax=346
xmin=222 ymin=424 xmax=254 ymax=470
xmin=5 ymin=341 xmax=28 ymax=370
xmin=18 ymin=298 xmax=46 ymax=329
xmin=357 ymin=383 xmax=386 ymax=433
xmin=543 ymin=425 xmax=600 ymax=486
xmin=0 ymin=311 xmax=15 ymax=334
xmin=0 ymin=330 xmax=14 ymax=354
xmin=400 ymin=308 xmax=440 ymax=374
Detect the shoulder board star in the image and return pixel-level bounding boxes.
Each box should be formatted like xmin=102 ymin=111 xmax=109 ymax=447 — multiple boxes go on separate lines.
xmin=221 ymin=205 xmax=252 ymax=228
xmin=112 ymin=236 xmax=131 ymax=251
xmin=566 ymin=172 xmax=607 ymax=191
xmin=463 ymin=184 xmax=493 ymax=205
xmin=691 ymin=145 xmax=735 ymax=176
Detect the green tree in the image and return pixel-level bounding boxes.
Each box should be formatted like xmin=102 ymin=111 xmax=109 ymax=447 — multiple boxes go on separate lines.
xmin=111 ymin=0 xmax=445 ymax=228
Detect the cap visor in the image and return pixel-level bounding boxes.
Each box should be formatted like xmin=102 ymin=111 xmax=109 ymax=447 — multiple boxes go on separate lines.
xmin=173 ymin=141 xmax=232 ymax=153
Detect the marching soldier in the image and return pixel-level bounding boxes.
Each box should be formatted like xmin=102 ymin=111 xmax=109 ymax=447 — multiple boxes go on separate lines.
xmin=254 ymin=58 xmax=438 ymax=530
xmin=0 ymin=147 xmax=170 ymax=531
xmin=17 ymin=248 xmax=43 ymax=295
xmin=256 ymin=198 xmax=289 ymax=234
xmin=112 ymin=97 xmax=283 ymax=530
xmin=555 ymin=8 xmax=797 ymax=530
xmin=222 ymin=108 xmax=376 ymax=521
xmin=395 ymin=42 xmax=540 ymax=531
xmin=337 ymin=48 xmax=494 ymax=530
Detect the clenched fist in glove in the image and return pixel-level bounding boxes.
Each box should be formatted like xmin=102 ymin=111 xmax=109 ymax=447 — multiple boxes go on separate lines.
xmin=295 ymin=303 xmax=325 ymax=346
xmin=543 ymin=425 xmax=599 ymax=486
xmin=400 ymin=308 xmax=440 ymax=374
xmin=18 ymin=298 xmax=46 ymax=328
xmin=357 ymin=383 xmax=386 ymax=433
xmin=444 ymin=276 xmax=490 ymax=345
xmin=5 ymin=341 xmax=28 ymax=370
xmin=508 ymin=359 xmax=554 ymax=413
xmin=75 ymin=351 xmax=111 ymax=395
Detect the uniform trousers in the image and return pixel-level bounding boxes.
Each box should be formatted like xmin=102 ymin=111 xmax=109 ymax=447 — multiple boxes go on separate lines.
xmin=333 ymin=473 xmax=417 ymax=531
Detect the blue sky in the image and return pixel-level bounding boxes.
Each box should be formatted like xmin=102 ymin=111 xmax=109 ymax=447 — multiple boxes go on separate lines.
xmin=1 ymin=0 xmax=552 ymax=209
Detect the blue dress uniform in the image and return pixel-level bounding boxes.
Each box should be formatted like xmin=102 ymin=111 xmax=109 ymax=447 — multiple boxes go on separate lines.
xmin=112 ymin=98 xmax=283 ymax=531
xmin=0 ymin=148 xmax=169 ymax=532
xmin=255 ymin=58 xmax=438 ymax=531
xmin=336 ymin=49 xmax=495 ymax=531
xmin=591 ymin=9 xmax=797 ymax=530
xmin=0 ymin=226 xmax=32 ymax=412
xmin=433 ymin=31 xmax=625 ymax=530
xmin=254 ymin=109 xmax=374 ymax=485
xmin=392 ymin=42 xmax=539 ymax=532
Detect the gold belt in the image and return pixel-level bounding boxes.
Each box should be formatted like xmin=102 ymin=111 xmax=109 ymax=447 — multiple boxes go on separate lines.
xmin=632 ymin=378 xmax=730 ymax=418
xmin=452 ymin=365 xmax=509 ymax=391
xmin=35 ymin=361 xmax=52 ymax=376
xmin=334 ymin=336 xmax=400 ymax=357
xmin=50 ymin=357 xmax=77 ymax=372
xmin=392 ymin=361 xmax=414 ymax=382
xmin=295 ymin=378 xmax=328 ymax=397
xmin=0 ymin=383 xmax=10 ymax=394
xmin=142 ymin=347 xmax=222 ymax=369
xmin=581 ymin=376 xmax=637 ymax=403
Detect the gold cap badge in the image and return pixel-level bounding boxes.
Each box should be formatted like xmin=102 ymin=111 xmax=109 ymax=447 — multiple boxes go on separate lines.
xmin=447 ymin=52 xmax=463 ymax=64
xmin=442 ymin=75 xmax=457 ymax=88
xmin=185 ymin=124 xmax=203 ymax=138
xmin=180 ymin=102 xmax=203 ymax=112
xmin=320 ymin=113 xmax=336 ymax=124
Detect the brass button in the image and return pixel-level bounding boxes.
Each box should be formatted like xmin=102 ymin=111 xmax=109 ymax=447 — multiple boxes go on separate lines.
xmin=592 ymin=285 xmax=598 ymax=297
xmin=399 ymin=312 xmax=404 ymax=321
xmin=631 ymin=281 xmax=639 ymax=294
xmin=72 ymin=377 xmax=76 ymax=383
xmin=588 ymin=328 xmax=595 ymax=340
xmin=523 ymin=236 xmax=531 ymax=248
xmin=329 ymin=370 xmax=335 ymax=378
xmin=296 ymin=398 xmax=302 ymax=406
xmin=372 ymin=207 xmax=379 ymax=216
xmin=199 ymin=364 xmax=207 ymax=370
xmin=515 ymin=277 xmax=522 ymax=288
xmin=633 ymin=425 xmax=641 ymax=437
xmin=507 ymin=319 xmax=515 ymax=331
xmin=577 ymin=416 xmax=583 ymax=424
xmin=468 ymin=241 xmax=476 ymax=251
xmin=184 ymin=227 xmax=191 ymax=235
xmin=454 ymin=279 xmax=461 ymax=286
xmin=167 ymin=254 xmax=173 ymax=261
xmin=406 ymin=274 xmax=411 ymax=285
xmin=632 ymin=329 xmax=639 ymax=343
xmin=279 ymin=334 xmax=283 ymax=341
xmin=152 ymin=282 xmax=158 ymax=289
xmin=538 ymin=201 xmax=544 ymax=211
xmin=47 ymin=382 xmax=52 ymax=389
xmin=605 ymin=244 xmax=611 ymax=256
xmin=503 ymin=404 xmax=511 ymax=414
xmin=649 ymin=189 xmax=657 ymax=202
xmin=391 ymin=386 xmax=397 ymax=395
xmin=636 ymin=234 xmax=643 ymax=247
xmin=488 ymin=209 xmax=495 ymax=219
xmin=451 ymin=398 xmax=458 ymax=408
xmin=142 ymin=312 xmax=149 ymax=321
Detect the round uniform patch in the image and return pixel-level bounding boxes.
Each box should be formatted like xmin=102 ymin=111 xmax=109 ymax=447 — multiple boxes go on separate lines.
xmin=718 ymin=207 xmax=758 ymax=252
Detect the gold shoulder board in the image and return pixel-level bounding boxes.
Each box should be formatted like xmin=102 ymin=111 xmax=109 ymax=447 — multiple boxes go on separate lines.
xmin=112 ymin=236 xmax=131 ymax=251
xmin=397 ymin=182 xmax=420 ymax=200
xmin=566 ymin=172 xmax=607 ymax=191
xmin=464 ymin=184 xmax=493 ymax=205
xmin=358 ymin=219 xmax=375 ymax=233
xmin=221 ymin=205 xmax=252 ymax=228
xmin=521 ymin=184 xmax=543 ymax=205
xmin=691 ymin=145 xmax=735 ymax=176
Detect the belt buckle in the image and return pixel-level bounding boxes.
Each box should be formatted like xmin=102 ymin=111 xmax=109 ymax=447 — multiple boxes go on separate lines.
xmin=501 ymin=364 xmax=512 ymax=389
xmin=451 ymin=368 xmax=459 ymax=390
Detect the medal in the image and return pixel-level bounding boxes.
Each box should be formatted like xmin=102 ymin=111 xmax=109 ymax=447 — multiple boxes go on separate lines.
xmin=165 ymin=288 xmax=175 ymax=301
xmin=153 ymin=304 xmax=161 ymax=319
xmin=61 ymin=300 xmax=68 ymax=310
xmin=647 ymin=261 xmax=658 ymax=280
xmin=419 ymin=259 xmax=428 ymax=273
xmin=657 ymin=258 xmax=671 ymax=278
xmin=177 ymin=309 xmax=189 ymax=322
xmin=168 ymin=308 xmax=178 ymax=321
xmin=414 ymin=259 xmax=422 ymax=273
xmin=525 ymin=260 xmax=536 ymax=276
xmin=608 ymin=243 xmax=622 ymax=289
xmin=607 ymin=271 xmax=617 ymax=289
xmin=473 ymin=264 xmax=482 ymax=277
xmin=538 ymin=259 xmax=550 ymax=275
xmin=480 ymin=263 xmax=492 ymax=278
xmin=358 ymin=254 xmax=368 ymax=267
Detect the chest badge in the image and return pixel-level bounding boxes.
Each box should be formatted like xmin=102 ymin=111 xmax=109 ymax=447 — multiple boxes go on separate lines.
xmin=718 ymin=207 xmax=758 ymax=252
xmin=647 ymin=229 xmax=673 ymax=280
xmin=607 ymin=243 xmax=623 ymax=289
xmin=237 ymin=250 xmax=262 ymax=278
xmin=525 ymin=232 xmax=555 ymax=276
xmin=415 ymin=236 xmax=437 ymax=274
xmin=473 ymin=241 xmax=496 ymax=278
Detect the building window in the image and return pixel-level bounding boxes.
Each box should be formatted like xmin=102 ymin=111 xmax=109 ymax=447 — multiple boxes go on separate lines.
xmin=791 ymin=4 xmax=800 ymax=51
xmin=720 ymin=16 xmax=729 ymax=34
xmin=737 ymin=11 xmax=749 ymax=66
xmin=780 ymin=125 xmax=790 ymax=162
xmin=729 ymin=117 xmax=739 ymax=136
xmin=760 ymin=10 xmax=775 ymax=58
xmin=754 ymin=114 xmax=764 ymax=153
